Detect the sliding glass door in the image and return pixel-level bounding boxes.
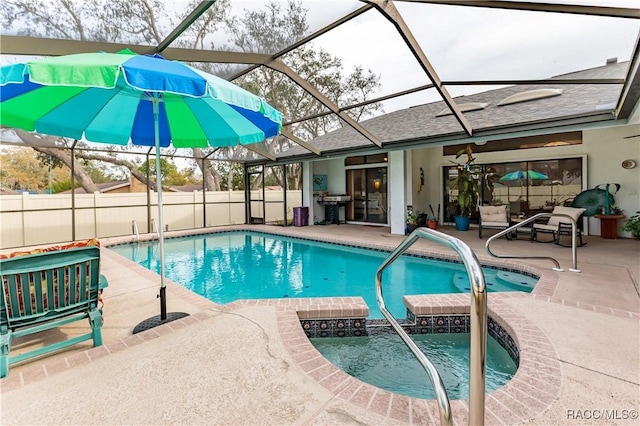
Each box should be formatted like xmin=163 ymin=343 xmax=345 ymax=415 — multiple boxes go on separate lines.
xmin=346 ymin=167 xmax=387 ymax=224
xmin=444 ymin=157 xmax=583 ymax=223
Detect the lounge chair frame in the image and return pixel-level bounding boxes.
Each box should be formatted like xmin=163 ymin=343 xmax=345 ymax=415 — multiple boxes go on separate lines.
xmin=0 ymin=246 xmax=108 ymax=378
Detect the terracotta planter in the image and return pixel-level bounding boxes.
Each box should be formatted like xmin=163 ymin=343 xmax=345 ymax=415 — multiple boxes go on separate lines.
xmin=427 ymin=220 xmax=438 ymax=230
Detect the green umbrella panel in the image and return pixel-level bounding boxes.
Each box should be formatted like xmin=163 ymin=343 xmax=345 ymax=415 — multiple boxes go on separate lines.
xmin=572 ymin=186 xmax=617 ymax=216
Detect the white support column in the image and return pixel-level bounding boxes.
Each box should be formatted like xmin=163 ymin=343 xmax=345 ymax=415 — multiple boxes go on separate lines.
xmin=301 ymin=161 xmax=315 ymax=225
xmin=405 ymin=150 xmax=413 ymax=210
xmin=389 ymin=150 xmax=408 ymax=235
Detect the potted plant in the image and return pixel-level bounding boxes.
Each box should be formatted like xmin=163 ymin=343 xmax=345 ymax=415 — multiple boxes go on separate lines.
xmin=449 ymin=145 xmax=480 ymax=231
xmin=427 ymin=204 xmax=439 ymax=229
xmin=405 ymin=210 xmax=420 ymax=235
xmin=623 ymin=211 xmax=640 ymax=238
xmin=427 ymin=214 xmax=438 ymax=230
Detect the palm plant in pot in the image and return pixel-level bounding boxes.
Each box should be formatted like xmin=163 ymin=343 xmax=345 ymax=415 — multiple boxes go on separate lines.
xmin=449 ymin=145 xmax=480 ymax=231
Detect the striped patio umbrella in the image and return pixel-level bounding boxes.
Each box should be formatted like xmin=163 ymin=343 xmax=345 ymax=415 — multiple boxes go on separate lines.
xmin=0 ymin=49 xmax=283 ymax=330
xmin=499 ymin=170 xmax=548 ymax=183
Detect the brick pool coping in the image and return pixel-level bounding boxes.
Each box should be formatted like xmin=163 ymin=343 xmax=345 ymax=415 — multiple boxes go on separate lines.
xmin=264 ymin=293 xmax=561 ymax=425
xmin=3 ymin=226 xmax=636 ymax=423
xmin=2 ymin=279 xmax=634 ymax=424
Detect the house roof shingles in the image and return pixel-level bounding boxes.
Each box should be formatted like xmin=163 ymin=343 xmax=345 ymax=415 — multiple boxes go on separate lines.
xmin=276 ymin=60 xmax=628 ymax=161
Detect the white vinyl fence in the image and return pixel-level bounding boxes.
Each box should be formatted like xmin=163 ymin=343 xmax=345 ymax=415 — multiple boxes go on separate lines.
xmin=0 ymin=190 xmax=302 ymax=249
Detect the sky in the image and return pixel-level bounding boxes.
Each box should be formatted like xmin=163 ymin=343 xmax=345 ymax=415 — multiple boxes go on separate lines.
xmin=1 ymin=0 xmax=639 ymax=148
xmin=295 ymin=0 xmax=640 ymax=113
xmin=2 ymin=0 xmax=639 ymax=113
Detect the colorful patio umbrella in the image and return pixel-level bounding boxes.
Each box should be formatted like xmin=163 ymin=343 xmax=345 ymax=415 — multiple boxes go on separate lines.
xmin=499 ymin=170 xmax=548 ymax=183
xmin=0 ymin=50 xmax=283 ymax=331
xmin=498 ymin=170 xmax=548 ymax=201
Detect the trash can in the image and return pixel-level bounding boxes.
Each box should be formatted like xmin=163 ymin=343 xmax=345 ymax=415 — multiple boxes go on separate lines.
xmin=293 ymin=206 xmax=308 ymax=227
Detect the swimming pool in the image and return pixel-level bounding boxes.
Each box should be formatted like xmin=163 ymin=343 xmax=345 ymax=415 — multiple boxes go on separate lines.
xmin=110 ymin=231 xmax=537 ymax=318
xmin=311 ymin=330 xmax=517 ymax=399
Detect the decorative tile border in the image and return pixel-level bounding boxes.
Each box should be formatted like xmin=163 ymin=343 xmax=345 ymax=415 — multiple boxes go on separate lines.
xmin=406 ymin=313 xmax=471 ymax=334
xmin=488 ymin=316 xmax=520 ymax=364
xmin=301 ymin=318 xmax=367 ymax=337
xmin=303 ymin=313 xmax=520 ymax=365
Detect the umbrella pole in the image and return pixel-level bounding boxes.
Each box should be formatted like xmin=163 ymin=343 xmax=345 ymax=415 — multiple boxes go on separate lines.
xmin=133 ymin=96 xmax=188 ymax=334
xmin=154 ymin=106 xmax=167 ymax=321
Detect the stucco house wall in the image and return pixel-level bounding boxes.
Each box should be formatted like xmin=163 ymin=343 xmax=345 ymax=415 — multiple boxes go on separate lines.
xmin=306 ymin=122 xmax=639 ymax=238
xmin=413 ymin=122 xmax=640 ymax=237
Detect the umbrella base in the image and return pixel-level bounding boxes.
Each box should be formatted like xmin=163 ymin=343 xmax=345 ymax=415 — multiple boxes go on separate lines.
xmin=132 ymin=312 xmax=190 ymax=334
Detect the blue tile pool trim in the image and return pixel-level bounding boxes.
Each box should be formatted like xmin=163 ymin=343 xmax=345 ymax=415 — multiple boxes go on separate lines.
xmin=111 ymin=228 xmax=539 ymax=281
xmin=253 ymin=230 xmax=539 ymax=279
xmin=303 ymin=314 xmax=520 ymax=365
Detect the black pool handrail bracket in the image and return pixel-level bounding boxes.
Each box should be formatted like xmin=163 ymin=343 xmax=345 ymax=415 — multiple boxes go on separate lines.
xmin=375 ymin=227 xmax=488 ymax=426
xmin=485 ymin=212 xmax=581 ymax=273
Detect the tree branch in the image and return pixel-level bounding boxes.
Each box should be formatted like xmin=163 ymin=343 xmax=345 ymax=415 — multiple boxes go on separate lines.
xmin=75 ymin=151 xmax=157 ymax=191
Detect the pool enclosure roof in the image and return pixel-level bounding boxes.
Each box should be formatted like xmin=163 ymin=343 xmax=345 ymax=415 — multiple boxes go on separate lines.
xmin=1 ymin=0 xmax=639 ymax=165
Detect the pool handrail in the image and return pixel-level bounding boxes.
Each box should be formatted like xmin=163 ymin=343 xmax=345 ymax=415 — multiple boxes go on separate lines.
xmin=484 ymin=212 xmax=581 ymax=273
xmin=375 ymin=227 xmax=487 ymax=426
xmin=150 ymin=218 xmax=160 ymax=239
xmin=132 ymin=219 xmax=140 ymax=242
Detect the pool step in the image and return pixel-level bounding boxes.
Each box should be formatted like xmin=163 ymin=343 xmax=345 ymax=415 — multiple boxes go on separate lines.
xmin=495 ymin=271 xmax=536 ymax=291
xmin=452 ymin=271 xmax=534 ymax=292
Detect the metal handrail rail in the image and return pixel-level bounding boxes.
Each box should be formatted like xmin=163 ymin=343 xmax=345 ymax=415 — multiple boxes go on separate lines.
xmin=485 ymin=212 xmax=581 ymax=272
xmin=150 ymin=218 xmax=160 ymax=239
xmin=376 ymin=227 xmax=487 ymax=426
xmin=132 ymin=220 xmax=140 ymax=242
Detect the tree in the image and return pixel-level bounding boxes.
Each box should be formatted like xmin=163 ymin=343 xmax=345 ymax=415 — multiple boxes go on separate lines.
xmin=1 ymin=0 xmax=382 ymax=192
xmin=2 ymin=0 xmax=230 ymax=192
xmin=230 ymin=1 xmax=381 ymax=121
xmin=0 ymin=146 xmax=55 ymax=192
xmin=225 ymin=1 xmax=383 ymax=189
xmin=138 ymin=158 xmax=199 ymax=187
xmin=215 ymin=162 xmax=245 ymax=190
xmin=14 ymin=130 xmax=159 ymax=192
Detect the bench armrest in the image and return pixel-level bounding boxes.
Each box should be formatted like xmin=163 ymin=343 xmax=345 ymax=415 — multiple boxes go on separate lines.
xmin=99 ymin=274 xmax=109 ymax=290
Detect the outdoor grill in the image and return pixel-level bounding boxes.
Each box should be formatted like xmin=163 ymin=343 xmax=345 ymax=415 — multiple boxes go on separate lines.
xmin=322 ymin=195 xmax=351 ymax=203
xmin=320 ymin=195 xmax=351 ymax=224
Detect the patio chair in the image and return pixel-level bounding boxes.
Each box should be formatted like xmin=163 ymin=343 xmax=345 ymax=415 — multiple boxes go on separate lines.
xmin=509 ymin=200 xmax=530 ymax=218
xmin=0 ymin=239 xmax=108 ymax=378
xmin=531 ymin=206 xmax=587 ymax=247
xmin=478 ymin=205 xmax=511 ymax=240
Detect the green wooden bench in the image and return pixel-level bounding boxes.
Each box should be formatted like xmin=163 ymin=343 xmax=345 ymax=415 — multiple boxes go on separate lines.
xmin=0 ymin=245 xmax=108 ymax=378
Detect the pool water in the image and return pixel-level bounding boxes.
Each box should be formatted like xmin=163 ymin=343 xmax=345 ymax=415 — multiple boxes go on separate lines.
xmin=311 ymin=332 xmax=517 ymax=399
xmin=110 ymin=231 xmax=537 ymax=318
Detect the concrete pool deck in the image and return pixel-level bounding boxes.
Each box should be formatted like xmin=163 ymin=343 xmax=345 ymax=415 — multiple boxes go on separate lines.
xmin=1 ymin=224 xmax=638 ymax=425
